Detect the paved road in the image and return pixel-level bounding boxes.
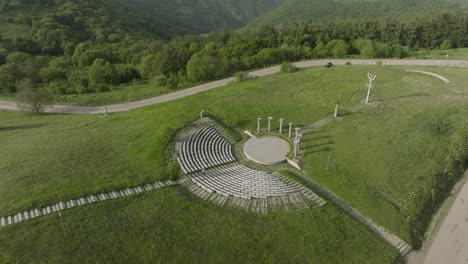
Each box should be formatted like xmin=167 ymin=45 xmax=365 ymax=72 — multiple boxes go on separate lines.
xmin=1 ymin=59 xmax=467 ymax=115
xmin=421 ymin=172 xmax=468 ymax=264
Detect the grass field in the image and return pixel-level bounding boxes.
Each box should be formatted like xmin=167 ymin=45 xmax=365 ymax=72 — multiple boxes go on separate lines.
xmin=0 ymin=65 xmax=466 ymax=262
xmin=409 ymin=48 xmax=468 ymax=60
xmin=0 ymin=187 xmax=396 ymax=264
xmin=0 ymin=80 xmax=182 ymax=106
xmin=1 ymin=50 xmax=467 ymax=107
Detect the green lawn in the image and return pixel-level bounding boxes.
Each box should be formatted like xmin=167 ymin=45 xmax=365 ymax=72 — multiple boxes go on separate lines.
xmin=0 ymin=187 xmax=396 ymax=264
xmin=1 ymin=80 xmax=179 ymax=106
xmin=49 ymin=81 xmax=175 ymax=106
xmin=0 ymin=65 xmax=467 ymax=262
xmin=2 ymin=52 xmax=467 ymax=106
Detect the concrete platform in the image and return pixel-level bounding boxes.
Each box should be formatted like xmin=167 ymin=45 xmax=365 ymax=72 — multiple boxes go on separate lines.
xmin=243 ymin=136 xmax=291 ymax=165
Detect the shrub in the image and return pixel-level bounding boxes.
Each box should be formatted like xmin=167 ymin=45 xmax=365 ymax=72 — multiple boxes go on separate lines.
xmin=166 ymin=73 xmax=178 ymax=90
xmin=345 ymin=61 xmax=352 ymax=65
xmin=376 ymin=61 xmax=383 ymax=66
xmin=281 ymin=61 xmax=298 ymax=73
xmin=235 ymin=71 xmax=249 ymax=82
xmin=163 ymin=161 xmax=180 ymax=180
xmin=152 ymin=75 xmax=167 ymax=86
xmin=440 ymin=39 xmax=453 ymax=50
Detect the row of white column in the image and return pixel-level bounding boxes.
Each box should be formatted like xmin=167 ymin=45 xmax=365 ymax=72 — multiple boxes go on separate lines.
xmin=256 ymin=105 xmax=341 ymax=157
xmin=256 ymin=117 xmax=303 ymax=157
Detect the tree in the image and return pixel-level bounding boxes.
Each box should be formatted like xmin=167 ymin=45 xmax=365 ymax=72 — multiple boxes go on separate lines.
xmin=40 ymin=66 xmax=66 ymax=83
xmin=0 ymin=64 xmax=22 ymax=92
xmin=139 ymin=54 xmax=159 ymax=79
xmin=166 ymin=73 xmax=178 ymax=90
xmin=314 ymin=41 xmax=329 ymax=58
xmin=115 ymin=64 xmax=139 ymax=84
xmin=440 ymin=39 xmax=453 ymax=50
xmin=67 ymin=69 xmax=89 ymax=94
xmin=186 ymin=53 xmax=228 ymax=82
xmin=327 ymin=39 xmax=349 ymax=58
xmin=88 ymin=58 xmax=116 ymax=91
xmin=281 ymin=61 xmax=298 ymax=73
xmin=16 ymin=78 xmax=50 ymax=113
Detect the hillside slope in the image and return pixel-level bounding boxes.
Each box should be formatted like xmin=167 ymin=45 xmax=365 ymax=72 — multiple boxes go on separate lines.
xmin=111 ymin=0 xmax=285 ymax=33
xmin=0 ymin=0 xmax=186 ymax=40
xmin=247 ymin=0 xmax=467 ymax=27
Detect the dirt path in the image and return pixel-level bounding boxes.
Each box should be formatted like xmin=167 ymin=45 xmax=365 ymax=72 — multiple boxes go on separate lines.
xmin=1 ymin=59 xmax=467 ymax=115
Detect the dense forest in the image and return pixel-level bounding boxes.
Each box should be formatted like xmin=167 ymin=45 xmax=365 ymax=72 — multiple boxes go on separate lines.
xmin=1 ymin=0 xmax=468 ymax=96
xmin=112 ymin=0 xmax=285 ymax=34
xmin=247 ymin=0 xmax=468 ymax=27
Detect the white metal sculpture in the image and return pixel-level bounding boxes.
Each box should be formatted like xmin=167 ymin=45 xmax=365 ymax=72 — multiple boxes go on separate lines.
xmin=366 ymin=73 xmax=377 ymax=104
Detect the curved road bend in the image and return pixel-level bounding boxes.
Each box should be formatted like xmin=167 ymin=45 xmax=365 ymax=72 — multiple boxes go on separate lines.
xmin=0 ymin=59 xmax=467 ymax=115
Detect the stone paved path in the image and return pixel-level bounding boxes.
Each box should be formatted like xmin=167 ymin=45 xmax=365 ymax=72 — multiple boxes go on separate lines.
xmin=0 ymin=180 xmax=178 ymax=228
xmin=0 ymin=59 xmax=466 ymax=114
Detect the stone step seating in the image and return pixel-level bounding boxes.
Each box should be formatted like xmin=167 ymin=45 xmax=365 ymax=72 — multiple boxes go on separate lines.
xmin=0 ymin=180 xmax=178 ymax=228
xmin=272 ymin=172 xmax=326 ymax=206
xmin=191 ymin=165 xmax=303 ymax=199
xmin=179 ymin=175 xmax=322 ymax=214
xmin=178 ymin=125 xmax=235 ymax=174
xmin=202 ymin=118 xmax=237 ymax=144
xmin=186 ymin=164 xmax=325 ymax=206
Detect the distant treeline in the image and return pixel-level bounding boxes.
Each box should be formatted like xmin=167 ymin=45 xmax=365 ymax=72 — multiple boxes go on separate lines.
xmin=0 ymin=0 xmax=468 ymax=95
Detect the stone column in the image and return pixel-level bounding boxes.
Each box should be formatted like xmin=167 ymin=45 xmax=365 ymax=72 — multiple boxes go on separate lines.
xmin=279 ymin=119 xmax=284 ymax=134
xmin=268 ymin=117 xmax=273 ymax=132
xmin=334 ymin=104 xmax=339 ymax=118
xmin=295 ymin=127 xmax=300 ymax=141
xmin=257 ymin=118 xmax=262 ymax=133
xmin=288 ymin=123 xmax=293 ymax=138
xmin=294 ymin=139 xmax=300 ymax=157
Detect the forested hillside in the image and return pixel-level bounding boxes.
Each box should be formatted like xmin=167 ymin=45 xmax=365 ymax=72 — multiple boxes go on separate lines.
xmin=248 ymin=0 xmax=468 ymax=27
xmin=111 ymin=0 xmax=285 ymax=33
xmin=1 ymin=0 xmax=468 ymax=101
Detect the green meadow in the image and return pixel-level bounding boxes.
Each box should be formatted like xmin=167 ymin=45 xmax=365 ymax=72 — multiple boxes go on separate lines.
xmin=0 ymin=65 xmax=466 ymax=263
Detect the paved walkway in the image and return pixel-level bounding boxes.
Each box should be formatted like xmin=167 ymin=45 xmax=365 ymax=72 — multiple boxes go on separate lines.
xmin=0 ymin=179 xmax=178 ymax=228
xmin=1 ymin=59 xmax=467 ymax=114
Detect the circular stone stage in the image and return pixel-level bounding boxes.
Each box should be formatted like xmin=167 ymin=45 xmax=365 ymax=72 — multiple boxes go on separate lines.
xmin=243 ymin=136 xmax=291 ymax=165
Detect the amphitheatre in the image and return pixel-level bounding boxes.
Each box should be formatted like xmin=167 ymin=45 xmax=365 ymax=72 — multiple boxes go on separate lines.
xmin=0 ymin=59 xmax=467 ymax=263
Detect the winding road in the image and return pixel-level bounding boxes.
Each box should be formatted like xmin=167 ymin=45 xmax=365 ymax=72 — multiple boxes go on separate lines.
xmin=0 ymin=59 xmax=465 ymax=115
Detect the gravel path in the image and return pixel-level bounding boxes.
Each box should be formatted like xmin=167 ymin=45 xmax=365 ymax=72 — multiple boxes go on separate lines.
xmin=1 ymin=59 xmax=467 ymax=115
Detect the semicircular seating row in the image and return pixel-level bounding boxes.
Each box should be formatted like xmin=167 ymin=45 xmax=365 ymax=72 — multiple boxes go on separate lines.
xmin=177 ymin=125 xmax=236 ymax=174
xmin=191 ymin=164 xmax=301 ymax=199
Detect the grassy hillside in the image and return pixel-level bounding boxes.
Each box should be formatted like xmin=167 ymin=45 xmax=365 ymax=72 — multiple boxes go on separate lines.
xmin=247 ymin=0 xmax=467 ymax=27
xmin=111 ymin=0 xmax=285 ymax=33
xmin=1 ymin=65 xmax=467 ymax=249
xmin=0 ymin=187 xmax=396 ymax=264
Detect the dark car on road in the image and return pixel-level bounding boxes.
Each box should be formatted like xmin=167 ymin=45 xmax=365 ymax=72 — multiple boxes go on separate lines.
xmin=324 ymin=62 xmax=334 ymax=68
